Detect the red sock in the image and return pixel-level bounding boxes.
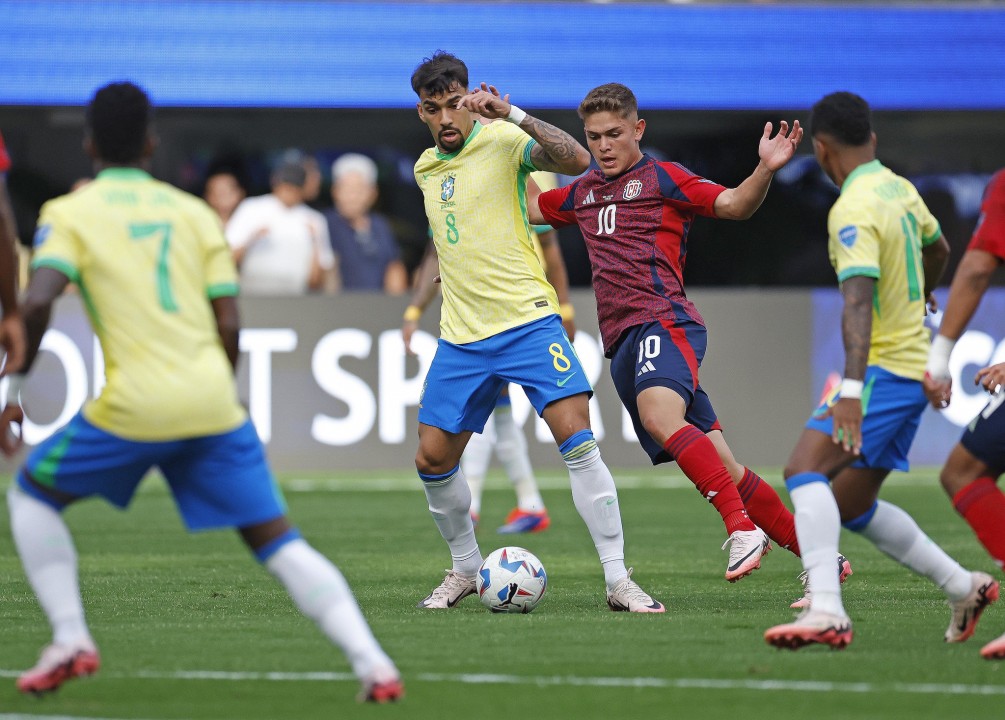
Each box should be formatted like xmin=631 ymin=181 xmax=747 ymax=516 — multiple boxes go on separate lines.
xmin=665 ymin=426 xmax=755 ymax=534
xmin=953 ymin=477 xmax=1005 ymax=570
xmin=737 ymin=467 xmax=800 ymax=556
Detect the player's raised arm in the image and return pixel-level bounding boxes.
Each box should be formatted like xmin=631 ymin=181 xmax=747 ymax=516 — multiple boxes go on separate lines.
xmin=460 ymin=83 xmax=590 ymax=175
xmin=714 ymin=120 xmax=803 ymax=221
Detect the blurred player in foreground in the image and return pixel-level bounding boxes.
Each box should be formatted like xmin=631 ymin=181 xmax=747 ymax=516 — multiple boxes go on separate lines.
xmin=924 ymin=167 xmax=1005 ymax=660
xmin=403 ymin=174 xmax=574 ymax=535
xmin=410 ymin=52 xmax=663 ymax=613
xmin=2 ymin=82 xmax=402 ymax=702
xmin=763 ymin=91 xmax=996 ymax=650
xmin=0 ymin=129 xmax=25 ymax=374
xmin=527 ymin=83 xmax=843 ymax=592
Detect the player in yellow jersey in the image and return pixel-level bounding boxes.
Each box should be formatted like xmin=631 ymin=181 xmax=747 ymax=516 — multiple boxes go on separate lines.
xmin=1 ymin=82 xmax=402 ymax=702
xmin=403 ymin=173 xmax=575 ymax=535
xmin=409 ymin=52 xmax=663 ymax=613
xmin=764 ymin=92 xmax=998 ymax=650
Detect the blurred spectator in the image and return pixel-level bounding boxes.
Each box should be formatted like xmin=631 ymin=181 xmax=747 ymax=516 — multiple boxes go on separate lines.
xmin=325 ymin=153 xmax=407 ymax=294
xmin=302 ymin=155 xmax=322 ymax=206
xmin=0 ymin=130 xmax=26 ymax=373
xmin=226 ymin=150 xmax=335 ymax=295
xmin=203 ymin=169 xmax=246 ymax=228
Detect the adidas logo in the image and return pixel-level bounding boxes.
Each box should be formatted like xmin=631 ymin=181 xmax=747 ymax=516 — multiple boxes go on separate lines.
xmin=583 ymin=189 xmax=595 ymax=205
xmin=636 ymin=360 xmax=655 ymax=377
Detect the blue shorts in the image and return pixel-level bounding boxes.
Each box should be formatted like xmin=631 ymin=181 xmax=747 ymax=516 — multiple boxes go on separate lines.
xmin=961 ymin=392 xmax=1005 ymax=474
xmin=418 ymin=314 xmax=593 ymax=434
xmin=19 ymin=413 xmax=287 ymax=531
xmin=610 ymin=320 xmax=721 ymax=465
xmin=806 ymin=365 xmax=927 ymax=472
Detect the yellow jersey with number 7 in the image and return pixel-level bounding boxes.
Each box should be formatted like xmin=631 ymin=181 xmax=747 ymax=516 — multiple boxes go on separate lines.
xmin=414 ymin=120 xmax=559 ymax=344
xmin=827 ymin=160 xmax=942 ymax=381
xmin=31 ymin=167 xmax=245 ymax=440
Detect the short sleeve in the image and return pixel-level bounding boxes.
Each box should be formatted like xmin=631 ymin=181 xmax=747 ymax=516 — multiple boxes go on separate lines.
xmin=656 ymin=162 xmax=725 ymax=218
xmin=491 ymin=121 xmax=537 ymax=173
xmin=538 ymin=184 xmax=577 ymax=229
xmin=306 ymin=210 xmax=334 ymax=270
xmin=195 ymin=202 xmax=239 ymax=298
xmin=914 ymin=196 xmax=942 ymax=247
xmin=224 ymin=198 xmax=258 ymax=250
xmin=968 ymin=171 xmax=1005 ymax=261
xmin=31 ymin=201 xmax=83 ymax=283
xmin=0 ymin=131 xmax=10 ymax=174
xmin=828 ymin=202 xmax=881 ymax=283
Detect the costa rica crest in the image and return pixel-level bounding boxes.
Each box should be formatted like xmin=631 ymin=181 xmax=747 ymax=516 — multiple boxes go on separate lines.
xmin=623 ymin=179 xmax=642 ymax=201
xmin=441 ymin=175 xmax=456 ymax=201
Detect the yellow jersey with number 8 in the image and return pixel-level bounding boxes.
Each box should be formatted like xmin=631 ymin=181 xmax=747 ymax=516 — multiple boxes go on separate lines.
xmin=32 ymin=168 xmax=245 ymax=440
xmin=414 ymin=121 xmax=559 ymax=344
xmin=827 ymin=160 xmax=942 ymax=381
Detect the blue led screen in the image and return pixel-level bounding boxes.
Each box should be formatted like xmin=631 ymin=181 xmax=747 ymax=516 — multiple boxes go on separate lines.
xmin=2 ymin=1 xmax=1004 ymax=109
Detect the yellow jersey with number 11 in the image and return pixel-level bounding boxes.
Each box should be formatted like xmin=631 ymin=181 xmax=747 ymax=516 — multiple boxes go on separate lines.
xmin=32 ymin=168 xmax=246 ymax=441
xmin=827 ymin=160 xmax=942 ymax=381
xmin=414 ymin=120 xmax=559 ymax=344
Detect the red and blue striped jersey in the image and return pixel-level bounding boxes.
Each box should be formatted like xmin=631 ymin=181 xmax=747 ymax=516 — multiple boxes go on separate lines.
xmin=538 ymin=154 xmax=725 ymax=356
xmin=969 ymin=169 xmax=1005 ymax=262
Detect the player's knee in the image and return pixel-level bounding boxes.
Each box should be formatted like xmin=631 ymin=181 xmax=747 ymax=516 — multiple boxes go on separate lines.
xmin=939 ymin=466 xmax=968 ymax=498
xmin=415 ymin=447 xmax=451 ymax=476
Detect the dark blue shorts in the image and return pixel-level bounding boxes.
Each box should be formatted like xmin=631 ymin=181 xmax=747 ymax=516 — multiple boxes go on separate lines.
xmin=610 ymin=320 xmax=721 ymax=465
xmin=19 ymin=413 xmax=287 ymax=531
xmin=961 ymin=392 xmax=1005 ymax=474
xmin=418 ymin=314 xmax=593 ymax=434
xmin=806 ymin=365 xmax=926 ymax=472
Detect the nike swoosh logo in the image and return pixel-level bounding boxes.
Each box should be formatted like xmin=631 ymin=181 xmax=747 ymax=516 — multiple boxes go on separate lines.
xmin=727 ymin=544 xmax=764 ymax=572
xmin=557 ymin=373 xmax=577 ymax=387
xmin=446 ymin=596 xmax=462 ymax=608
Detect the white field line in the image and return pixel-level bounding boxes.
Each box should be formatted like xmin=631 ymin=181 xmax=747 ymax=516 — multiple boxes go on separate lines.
xmin=1 ymin=668 xmax=1003 ymax=697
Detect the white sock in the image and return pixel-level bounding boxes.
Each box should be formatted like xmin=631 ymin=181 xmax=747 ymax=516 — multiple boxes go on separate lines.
xmin=856 ymin=500 xmax=973 ymax=601
xmin=563 ymin=437 xmax=627 ymax=588
xmin=461 ymin=427 xmax=493 ymax=517
xmin=265 ymin=539 xmax=395 ymax=680
xmin=494 ymin=405 xmax=545 ymax=512
xmin=789 ymin=477 xmax=846 ymax=616
xmin=422 ymin=467 xmax=482 ymax=576
xmin=8 ymin=486 xmax=93 ymax=648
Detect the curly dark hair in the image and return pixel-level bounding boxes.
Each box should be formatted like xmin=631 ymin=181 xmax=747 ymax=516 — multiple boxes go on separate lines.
xmin=411 ymin=51 xmax=469 ymax=97
xmin=86 ymin=81 xmax=152 ymax=163
xmin=810 ymin=91 xmax=872 ymax=146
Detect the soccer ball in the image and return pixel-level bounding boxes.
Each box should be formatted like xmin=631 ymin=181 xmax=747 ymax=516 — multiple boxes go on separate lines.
xmin=476 ymin=546 xmax=547 ymax=614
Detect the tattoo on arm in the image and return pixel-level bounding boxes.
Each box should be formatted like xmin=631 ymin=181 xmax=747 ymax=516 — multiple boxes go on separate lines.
xmin=841 ymin=276 xmax=874 ymax=380
xmin=524 ymin=116 xmax=586 ymax=174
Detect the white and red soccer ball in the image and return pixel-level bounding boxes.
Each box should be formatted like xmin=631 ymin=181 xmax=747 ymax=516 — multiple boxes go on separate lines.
xmin=476 ymin=546 xmax=548 ymax=614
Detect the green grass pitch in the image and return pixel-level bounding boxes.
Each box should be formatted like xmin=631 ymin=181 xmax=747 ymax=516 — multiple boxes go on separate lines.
xmin=1 ymin=468 xmax=1003 ymax=720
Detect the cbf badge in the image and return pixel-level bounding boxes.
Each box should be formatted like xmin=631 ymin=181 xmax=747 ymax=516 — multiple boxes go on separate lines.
xmin=441 ymin=175 xmax=455 ymax=201
xmin=838 ymin=225 xmax=858 ymax=248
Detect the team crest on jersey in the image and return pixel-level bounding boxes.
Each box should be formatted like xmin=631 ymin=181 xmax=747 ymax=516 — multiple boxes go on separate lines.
xmin=441 ymin=175 xmax=456 ymax=201
xmin=623 ymin=179 xmax=643 ymax=201
xmin=838 ymin=225 xmax=858 ymax=248
xmin=33 ymin=224 xmax=51 ymax=247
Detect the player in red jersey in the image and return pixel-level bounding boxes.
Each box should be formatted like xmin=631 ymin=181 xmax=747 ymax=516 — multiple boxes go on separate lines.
xmin=527 ymin=82 xmax=846 ymax=591
xmin=924 ymin=168 xmax=1005 ymax=660
xmin=0 ymin=130 xmax=26 ymax=375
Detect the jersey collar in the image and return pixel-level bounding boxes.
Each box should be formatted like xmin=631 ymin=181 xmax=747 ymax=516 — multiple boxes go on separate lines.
xmin=95 ymin=167 xmax=152 ymax=181
xmin=841 ymin=159 xmax=884 ymax=194
xmin=435 ymin=120 xmax=482 ymax=161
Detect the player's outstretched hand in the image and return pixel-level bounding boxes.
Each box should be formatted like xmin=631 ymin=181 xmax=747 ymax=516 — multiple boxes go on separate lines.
xmin=0 ymin=403 xmax=24 ymax=457
xmin=976 ymin=362 xmax=1005 ymax=396
xmin=458 ymin=83 xmax=511 ymax=120
xmin=923 ymin=371 xmax=953 ymax=409
xmin=759 ymin=120 xmax=803 ymax=172
xmin=924 ymin=292 xmax=939 ymax=316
